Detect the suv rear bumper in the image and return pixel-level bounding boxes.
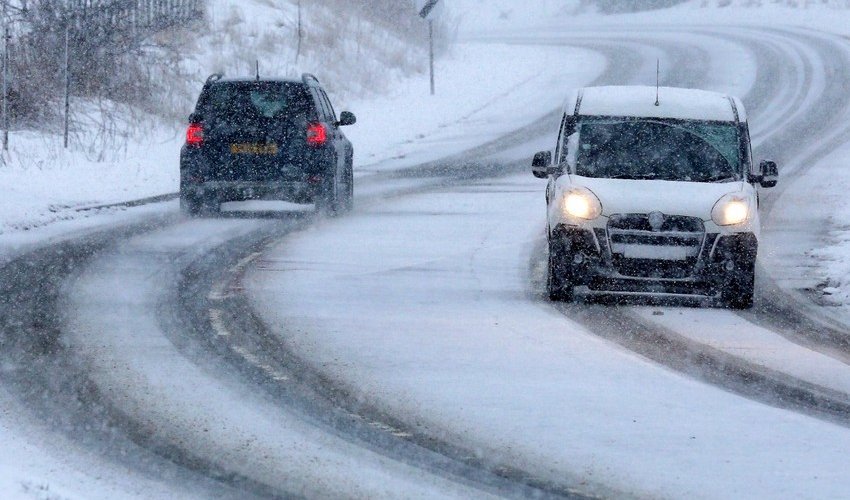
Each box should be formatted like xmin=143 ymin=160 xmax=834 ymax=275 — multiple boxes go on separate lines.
xmin=180 ymin=144 xmax=334 ymax=204
xmin=550 ymin=223 xmax=757 ymax=298
xmin=182 ymin=180 xmax=321 ymax=204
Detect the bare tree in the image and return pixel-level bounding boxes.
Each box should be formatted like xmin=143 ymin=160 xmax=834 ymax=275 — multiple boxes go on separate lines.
xmin=7 ymin=0 xmax=203 ymax=126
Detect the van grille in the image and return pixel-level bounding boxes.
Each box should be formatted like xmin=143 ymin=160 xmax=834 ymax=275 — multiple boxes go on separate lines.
xmin=607 ymin=214 xmax=705 ymax=279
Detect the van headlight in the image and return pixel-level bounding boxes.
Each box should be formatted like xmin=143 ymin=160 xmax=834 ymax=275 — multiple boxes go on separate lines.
xmin=562 ymin=188 xmax=603 ymax=221
xmin=711 ymin=193 xmax=752 ymax=226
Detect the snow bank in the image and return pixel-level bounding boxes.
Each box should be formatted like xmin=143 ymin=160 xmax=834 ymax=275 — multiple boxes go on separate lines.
xmin=0 ymin=104 xmax=181 ymax=235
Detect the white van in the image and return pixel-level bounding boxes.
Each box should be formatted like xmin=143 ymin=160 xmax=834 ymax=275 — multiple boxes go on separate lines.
xmin=532 ymin=86 xmax=778 ymax=308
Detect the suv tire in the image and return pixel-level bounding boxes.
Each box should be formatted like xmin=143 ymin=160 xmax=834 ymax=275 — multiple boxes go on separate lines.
xmin=180 ymin=191 xmax=203 ymax=217
xmin=342 ymin=164 xmax=354 ymax=212
xmin=316 ymin=174 xmax=339 ymax=216
xmin=181 ymin=190 xmax=220 ymax=217
xmin=547 ymin=239 xmax=574 ymax=302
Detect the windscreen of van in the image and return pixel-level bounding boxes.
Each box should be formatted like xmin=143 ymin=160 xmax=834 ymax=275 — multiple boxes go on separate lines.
xmin=574 ymin=118 xmax=742 ymax=183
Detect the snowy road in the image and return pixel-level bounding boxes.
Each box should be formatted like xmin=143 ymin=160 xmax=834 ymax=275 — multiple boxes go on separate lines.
xmin=5 ymin=24 xmax=850 ymax=499
xmin=247 ymin=26 xmax=850 ymax=497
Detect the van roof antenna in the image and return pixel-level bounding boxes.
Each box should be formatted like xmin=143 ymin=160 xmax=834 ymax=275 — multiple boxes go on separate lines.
xmin=256 ymin=60 xmax=260 ymax=81
xmin=655 ymin=59 xmax=660 ymax=107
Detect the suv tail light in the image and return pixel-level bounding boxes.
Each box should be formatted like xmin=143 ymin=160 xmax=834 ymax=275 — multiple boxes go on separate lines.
xmin=306 ymin=123 xmax=328 ymax=147
xmin=186 ymin=123 xmax=204 ymax=147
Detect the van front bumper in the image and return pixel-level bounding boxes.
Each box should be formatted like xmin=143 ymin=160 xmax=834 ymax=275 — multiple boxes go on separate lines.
xmin=550 ymin=223 xmax=757 ymax=298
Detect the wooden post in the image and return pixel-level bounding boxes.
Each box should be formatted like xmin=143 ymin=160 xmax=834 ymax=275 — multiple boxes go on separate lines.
xmin=418 ymin=0 xmax=441 ymax=96
xmin=295 ymin=0 xmax=302 ymax=66
xmin=428 ymin=19 xmax=434 ymax=96
xmin=64 ymin=23 xmax=70 ymax=149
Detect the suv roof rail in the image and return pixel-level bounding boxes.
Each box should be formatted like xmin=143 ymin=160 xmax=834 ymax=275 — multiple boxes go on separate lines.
xmin=302 ymin=73 xmax=320 ymax=86
xmin=206 ymin=73 xmax=224 ymax=85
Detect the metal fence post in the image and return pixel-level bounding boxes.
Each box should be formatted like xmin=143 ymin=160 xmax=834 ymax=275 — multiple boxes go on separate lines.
xmin=418 ymin=0 xmax=440 ymax=96
xmin=64 ymin=21 xmax=71 ymax=149
xmin=2 ymin=0 xmax=9 ymax=152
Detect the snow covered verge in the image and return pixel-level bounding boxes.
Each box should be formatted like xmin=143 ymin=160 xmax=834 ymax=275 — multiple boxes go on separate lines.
xmin=0 ymin=104 xmax=180 ymax=235
xmin=771 ymin=139 xmax=850 ymax=311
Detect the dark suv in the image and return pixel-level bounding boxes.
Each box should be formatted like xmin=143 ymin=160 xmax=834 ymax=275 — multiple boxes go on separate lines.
xmin=180 ymin=73 xmax=356 ymax=215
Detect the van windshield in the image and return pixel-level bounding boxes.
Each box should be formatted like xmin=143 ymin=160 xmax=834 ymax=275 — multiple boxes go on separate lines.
xmin=574 ymin=118 xmax=742 ymax=182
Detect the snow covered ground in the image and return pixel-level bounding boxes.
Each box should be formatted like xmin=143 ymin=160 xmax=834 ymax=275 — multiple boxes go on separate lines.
xmin=767 ymin=138 xmax=850 ymax=313
xmin=0 ymin=355 xmax=223 ymax=499
xmin=7 ymin=0 xmax=850 ymax=498
xmin=60 ymin=218 xmax=486 ymax=500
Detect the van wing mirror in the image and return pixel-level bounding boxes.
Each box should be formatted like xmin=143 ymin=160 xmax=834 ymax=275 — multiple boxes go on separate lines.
xmin=188 ymin=112 xmax=202 ymax=123
xmin=759 ymin=160 xmax=778 ymax=188
xmin=532 ymin=151 xmax=553 ymax=178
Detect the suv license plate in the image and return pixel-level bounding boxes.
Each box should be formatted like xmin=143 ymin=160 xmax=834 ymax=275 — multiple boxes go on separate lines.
xmin=230 ymin=143 xmax=279 ymax=155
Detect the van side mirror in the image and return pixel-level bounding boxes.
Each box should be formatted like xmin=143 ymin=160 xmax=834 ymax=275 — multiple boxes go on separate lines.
xmin=188 ymin=112 xmax=202 ymax=123
xmin=337 ymin=111 xmax=356 ymax=127
xmin=759 ymin=160 xmax=778 ymax=188
xmin=532 ymin=151 xmax=553 ymax=178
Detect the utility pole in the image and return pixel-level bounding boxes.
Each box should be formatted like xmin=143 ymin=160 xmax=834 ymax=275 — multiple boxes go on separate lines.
xmin=418 ymin=0 xmax=440 ymax=96
xmin=63 ymin=21 xmax=70 ymax=149
xmin=428 ymin=20 xmax=434 ymax=95
xmin=294 ymin=0 xmax=302 ymax=66
xmin=2 ymin=0 xmax=9 ymax=152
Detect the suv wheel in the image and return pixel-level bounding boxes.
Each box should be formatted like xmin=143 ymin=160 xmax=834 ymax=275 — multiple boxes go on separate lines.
xmin=180 ymin=194 xmax=202 ymax=216
xmin=181 ymin=190 xmax=220 ymax=217
xmin=342 ymin=165 xmax=354 ymax=212
xmin=316 ymin=174 xmax=339 ymax=216
xmin=547 ymin=239 xmax=574 ymax=302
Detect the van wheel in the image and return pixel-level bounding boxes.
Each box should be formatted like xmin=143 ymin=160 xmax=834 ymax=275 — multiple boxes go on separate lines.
xmin=722 ymin=264 xmax=755 ymax=310
xmin=547 ymin=239 xmax=574 ymax=302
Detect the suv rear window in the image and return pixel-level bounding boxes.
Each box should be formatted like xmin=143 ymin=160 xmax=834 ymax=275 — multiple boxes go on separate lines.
xmin=198 ymin=82 xmax=314 ymax=125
